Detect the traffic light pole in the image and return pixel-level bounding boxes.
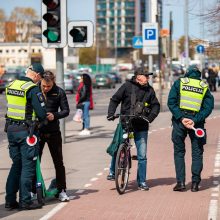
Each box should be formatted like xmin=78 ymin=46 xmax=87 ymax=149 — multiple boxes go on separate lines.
xmin=56 ymin=48 xmax=65 ymax=144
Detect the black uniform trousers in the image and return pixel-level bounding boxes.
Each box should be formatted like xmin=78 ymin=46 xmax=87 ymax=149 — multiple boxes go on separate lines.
xmin=6 ymin=124 xmax=39 ymax=206
xmin=171 ymin=119 xmax=205 ymax=184
xmin=39 ymin=131 xmax=66 ymax=191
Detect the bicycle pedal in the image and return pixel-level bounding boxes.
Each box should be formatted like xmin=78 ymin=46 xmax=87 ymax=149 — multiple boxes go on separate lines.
xmin=131 ymin=155 xmax=138 ymax=160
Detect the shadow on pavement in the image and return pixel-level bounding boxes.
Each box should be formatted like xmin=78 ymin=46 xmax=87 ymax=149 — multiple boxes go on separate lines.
xmin=65 ymin=127 xmax=114 ymax=144
xmin=67 ymin=189 xmax=99 ymax=201
xmin=0 ymin=189 xmax=98 ymax=219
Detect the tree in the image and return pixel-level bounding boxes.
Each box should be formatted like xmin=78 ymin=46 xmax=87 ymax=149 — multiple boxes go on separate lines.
xmin=178 ymin=36 xmax=195 ymax=59
xmin=0 ymin=9 xmax=6 ymax=22
xmin=9 ymin=7 xmax=39 ymax=42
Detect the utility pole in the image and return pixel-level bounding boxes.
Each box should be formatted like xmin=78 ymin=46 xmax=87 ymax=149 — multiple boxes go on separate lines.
xmin=96 ymin=29 xmax=99 ymax=74
xmin=157 ymin=0 xmax=163 ymax=111
xmin=169 ymin=11 xmax=173 ymax=84
xmin=184 ymin=0 xmax=189 ymax=68
xmin=56 ymin=48 xmax=65 ymax=144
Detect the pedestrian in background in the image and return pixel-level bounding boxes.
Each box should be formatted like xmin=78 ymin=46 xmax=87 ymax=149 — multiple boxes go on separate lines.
xmin=5 ymin=63 xmax=46 ymax=210
xmin=107 ymin=67 xmax=160 ymax=191
xmin=76 ymin=73 xmax=94 ymax=136
xmin=167 ymin=66 xmax=214 ymax=192
xmin=39 ymin=71 xmax=70 ymax=202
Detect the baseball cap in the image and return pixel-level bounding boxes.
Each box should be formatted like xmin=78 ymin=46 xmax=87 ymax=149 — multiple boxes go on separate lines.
xmin=28 ymin=63 xmax=45 ymax=77
xmin=134 ymin=67 xmax=153 ymax=76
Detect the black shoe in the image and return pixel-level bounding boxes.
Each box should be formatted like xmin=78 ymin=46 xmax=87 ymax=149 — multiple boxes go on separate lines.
xmin=173 ymin=182 xmax=186 ymax=191
xmin=138 ymin=182 xmax=149 ymax=191
xmin=19 ymin=202 xmax=42 ymax=211
xmin=5 ymin=201 xmax=19 ymax=210
xmin=191 ymin=182 xmax=199 ymax=192
xmin=107 ymin=173 xmax=115 ymax=181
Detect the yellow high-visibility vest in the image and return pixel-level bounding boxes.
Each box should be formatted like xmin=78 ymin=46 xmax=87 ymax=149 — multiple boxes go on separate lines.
xmin=6 ymin=80 xmax=37 ymax=120
xmin=180 ymin=77 xmax=208 ymax=112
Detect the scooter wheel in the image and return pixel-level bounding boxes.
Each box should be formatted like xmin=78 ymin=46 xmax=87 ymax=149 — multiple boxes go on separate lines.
xmin=36 ymin=186 xmax=44 ymax=205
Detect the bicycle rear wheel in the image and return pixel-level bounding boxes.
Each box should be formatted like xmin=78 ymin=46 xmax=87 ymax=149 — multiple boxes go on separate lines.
xmin=115 ymin=143 xmax=130 ymax=194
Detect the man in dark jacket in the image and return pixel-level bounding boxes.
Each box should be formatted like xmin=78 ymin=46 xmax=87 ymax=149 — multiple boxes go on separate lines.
xmin=167 ymin=66 xmax=214 ymax=192
xmin=39 ymin=71 xmax=70 ymax=201
xmin=107 ymin=68 xmax=160 ymax=190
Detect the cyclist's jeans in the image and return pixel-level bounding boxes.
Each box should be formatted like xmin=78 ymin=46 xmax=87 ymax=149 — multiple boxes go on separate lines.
xmin=109 ymin=130 xmax=148 ymax=185
xmin=134 ymin=131 xmax=148 ymax=185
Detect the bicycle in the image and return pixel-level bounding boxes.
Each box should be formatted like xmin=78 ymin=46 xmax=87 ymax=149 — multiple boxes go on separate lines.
xmin=113 ymin=114 xmax=149 ymax=195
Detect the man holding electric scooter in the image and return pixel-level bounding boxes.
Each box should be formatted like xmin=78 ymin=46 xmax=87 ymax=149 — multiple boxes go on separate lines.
xmin=167 ymin=66 xmax=214 ymax=192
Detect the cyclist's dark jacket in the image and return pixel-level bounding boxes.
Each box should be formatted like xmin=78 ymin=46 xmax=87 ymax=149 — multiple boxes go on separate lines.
xmin=40 ymin=84 xmax=70 ymax=133
xmin=108 ymin=77 xmax=160 ymax=131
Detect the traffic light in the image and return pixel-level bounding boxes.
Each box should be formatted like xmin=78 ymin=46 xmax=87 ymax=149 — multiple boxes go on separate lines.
xmin=69 ymin=27 xmax=87 ymax=43
xmin=41 ymin=0 xmax=67 ymax=48
xmin=68 ymin=21 xmax=94 ymax=48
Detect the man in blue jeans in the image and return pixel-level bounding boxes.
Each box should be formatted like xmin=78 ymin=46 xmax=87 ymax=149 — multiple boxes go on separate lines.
xmin=107 ymin=68 xmax=160 ymax=190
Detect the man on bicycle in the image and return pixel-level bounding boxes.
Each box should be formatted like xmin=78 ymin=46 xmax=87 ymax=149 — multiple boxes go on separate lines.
xmin=107 ymin=67 xmax=160 ymax=190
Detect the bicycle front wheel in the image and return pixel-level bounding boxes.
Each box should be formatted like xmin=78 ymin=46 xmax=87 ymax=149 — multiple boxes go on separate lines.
xmin=115 ymin=143 xmax=130 ymax=194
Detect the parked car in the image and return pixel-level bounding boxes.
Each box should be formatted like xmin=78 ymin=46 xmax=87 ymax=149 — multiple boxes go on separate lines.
xmin=93 ymin=73 xmax=115 ymax=89
xmin=64 ymin=72 xmax=79 ymax=94
xmin=71 ymin=72 xmax=82 ymax=83
xmin=0 ymin=72 xmax=22 ymax=93
xmin=107 ymin=72 xmax=122 ymax=83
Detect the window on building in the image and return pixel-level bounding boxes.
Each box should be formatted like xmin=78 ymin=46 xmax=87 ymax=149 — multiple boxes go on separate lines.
xmin=6 ymin=50 xmax=9 ymax=53
xmin=0 ymin=50 xmax=2 ymax=53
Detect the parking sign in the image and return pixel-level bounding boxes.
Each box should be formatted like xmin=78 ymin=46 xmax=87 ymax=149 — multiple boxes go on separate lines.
xmin=142 ymin=23 xmax=158 ymax=47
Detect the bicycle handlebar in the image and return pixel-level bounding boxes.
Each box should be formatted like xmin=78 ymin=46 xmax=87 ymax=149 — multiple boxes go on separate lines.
xmin=113 ymin=114 xmax=149 ymax=123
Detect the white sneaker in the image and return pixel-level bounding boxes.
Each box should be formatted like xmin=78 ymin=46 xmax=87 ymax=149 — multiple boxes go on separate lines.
xmin=79 ymin=129 xmax=91 ymax=136
xmin=59 ymin=190 xmax=69 ymax=202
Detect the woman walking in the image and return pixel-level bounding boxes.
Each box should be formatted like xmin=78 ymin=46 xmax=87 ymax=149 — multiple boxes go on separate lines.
xmin=76 ymin=73 xmax=93 ymax=135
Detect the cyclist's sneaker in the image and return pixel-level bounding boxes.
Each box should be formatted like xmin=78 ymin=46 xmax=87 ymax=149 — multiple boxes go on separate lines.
xmin=107 ymin=173 xmax=115 ymax=181
xmin=59 ymin=190 xmax=70 ymax=202
xmin=138 ymin=182 xmax=149 ymax=191
xmin=79 ymin=129 xmax=91 ymax=136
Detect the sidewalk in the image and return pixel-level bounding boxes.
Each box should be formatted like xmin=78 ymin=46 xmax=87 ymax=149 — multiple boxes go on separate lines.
xmin=49 ymin=99 xmax=220 ymax=219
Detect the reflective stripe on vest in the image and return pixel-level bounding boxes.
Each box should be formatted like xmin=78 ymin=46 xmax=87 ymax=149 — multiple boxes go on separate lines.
xmin=6 ymin=80 xmax=37 ymax=120
xmin=180 ymin=77 xmax=208 ymax=112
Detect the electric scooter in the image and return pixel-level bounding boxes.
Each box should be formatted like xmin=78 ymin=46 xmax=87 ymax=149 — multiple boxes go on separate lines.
xmin=26 ymin=121 xmax=58 ymax=205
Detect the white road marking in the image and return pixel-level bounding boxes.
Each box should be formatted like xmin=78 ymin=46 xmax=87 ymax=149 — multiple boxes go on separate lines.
xmin=97 ymin=172 xmax=103 ymax=176
xmin=75 ymin=189 xmax=85 ymax=194
xmin=84 ymin=183 xmax=92 ymax=188
xmin=90 ymin=177 xmax=98 ymax=182
xmin=104 ymin=167 xmax=109 ymax=171
xmin=208 ymin=136 xmax=220 ymax=220
xmin=39 ymin=203 xmax=67 ymax=220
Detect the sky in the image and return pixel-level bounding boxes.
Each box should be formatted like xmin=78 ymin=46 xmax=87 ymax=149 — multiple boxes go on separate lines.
xmin=0 ymin=0 xmax=217 ymax=41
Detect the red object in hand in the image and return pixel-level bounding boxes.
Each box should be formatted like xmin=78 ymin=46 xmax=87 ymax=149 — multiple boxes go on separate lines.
xmin=191 ymin=127 xmax=205 ymax=138
xmin=26 ymin=135 xmax=37 ymax=146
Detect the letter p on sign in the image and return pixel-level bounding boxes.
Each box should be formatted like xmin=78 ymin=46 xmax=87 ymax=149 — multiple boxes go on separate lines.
xmin=145 ymin=29 xmax=156 ymax=40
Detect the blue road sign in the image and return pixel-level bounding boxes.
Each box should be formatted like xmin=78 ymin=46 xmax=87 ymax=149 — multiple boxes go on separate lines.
xmin=132 ymin=36 xmax=143 ymax=49
xmin=196 ymin=45 xmax=205 ymax=54
xmin=144 ymin=29 xmax=156 ymax=40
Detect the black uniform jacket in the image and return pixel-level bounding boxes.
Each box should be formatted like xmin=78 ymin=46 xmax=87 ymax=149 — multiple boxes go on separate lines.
xmin=40 ymin=84 xmax=70 ymax=133
xmin=108 ymin=78 xmax=160 ymax=131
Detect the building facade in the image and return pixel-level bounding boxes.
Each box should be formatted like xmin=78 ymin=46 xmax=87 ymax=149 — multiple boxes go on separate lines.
xmin=96 ymin=0 xmax=150 ymax=52
xmin=0 ymin=43 xmax=77 ymax=71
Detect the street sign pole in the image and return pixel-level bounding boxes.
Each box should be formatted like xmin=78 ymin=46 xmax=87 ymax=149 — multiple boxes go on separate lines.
xmin=56 ymin=48 xmax=65 ymax=144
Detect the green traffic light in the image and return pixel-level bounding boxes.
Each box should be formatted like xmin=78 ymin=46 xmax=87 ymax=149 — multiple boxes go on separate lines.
xmin=48 ymin=30 xmax=59 ymax=42
xmin=43 ymin=30 xmax=59 ymax=42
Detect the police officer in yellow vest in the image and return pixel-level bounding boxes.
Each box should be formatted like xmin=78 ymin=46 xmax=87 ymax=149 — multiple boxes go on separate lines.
xmin=167 ymin=66 xmax=214 ymax=192
xmin=5 ymin=63 xmax=47 ymax=210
